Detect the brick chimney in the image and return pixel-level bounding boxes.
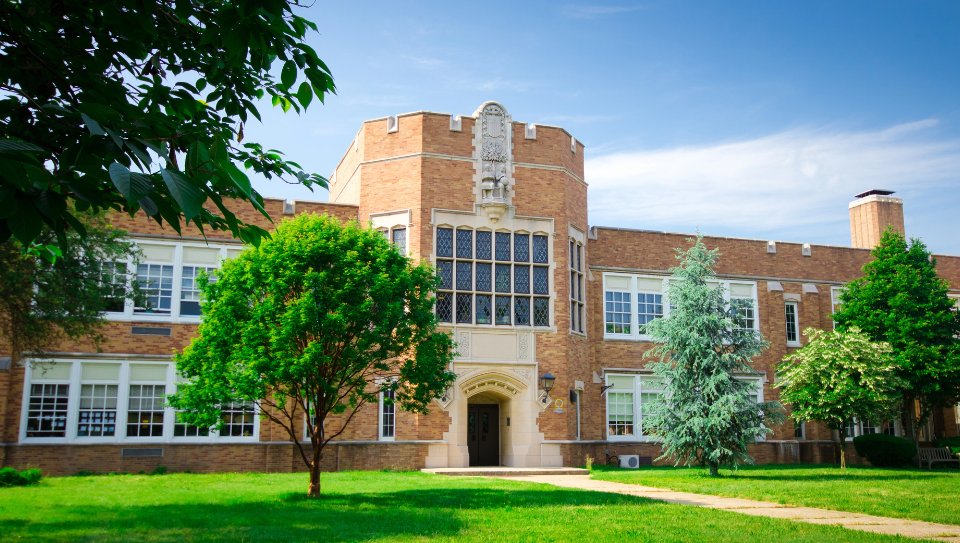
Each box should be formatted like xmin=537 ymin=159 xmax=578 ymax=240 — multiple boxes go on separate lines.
xmin=849 ymin=189 xmax=905 ymax=248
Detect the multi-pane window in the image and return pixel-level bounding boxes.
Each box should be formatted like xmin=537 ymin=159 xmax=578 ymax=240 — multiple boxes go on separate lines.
xmin=220 ymin=401 xmax=256 ymax=437
xmin=608 ymin=393 xmax=634 ymax=436
xmin=570 ymin=239 xmax=585 ymax=333
xmin=174 ymin=416 xmax=210 ymax=437
xmin=380 ymin=389 xmax=396 ymax=440
xmin=785 ymin=302 xmax=799 ymax=345
xmin=638 ymin=376 xmax=662 ymax=436
xmin=794 ymin=420 xmax=805 ymax=439
xmin=136 ymin=264 xmax=173 ymax=314
xmin=26 ymin=384 xmax=69 ymax=437
xmin=77 ymin=384 xmax=118 ymax=437
xmin=392 ymin=228 xmax=406 ymax=252
xmin=127 ymin=384 xmax=165 ymax=437
xmin=605 ymin=291 xmax=631 ymax=334
xmin=180 ymin=267 xmax=216 ymax=316
xmin=637 ymin=293 xmax=663 ymax=333
xmin=100 ymin=262 xmax=127 ymax=313
xmin=436 ymin=227 xmax=549 ymax=327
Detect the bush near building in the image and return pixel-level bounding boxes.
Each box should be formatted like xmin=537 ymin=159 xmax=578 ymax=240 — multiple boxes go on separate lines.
xmin=0 ymin=467 xmax=42 ymax=487
xmin=852 ymin=434 xmax=917 ymax=468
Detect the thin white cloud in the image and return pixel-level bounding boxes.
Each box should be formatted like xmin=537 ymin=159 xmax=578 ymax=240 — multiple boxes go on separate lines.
xmin=586 ymin=120 xmax=960 ymax=235
xmin=562 ymin=4 xmax=644 ymax=19
xmin=540 ymin=114 xmax=619 ymax=125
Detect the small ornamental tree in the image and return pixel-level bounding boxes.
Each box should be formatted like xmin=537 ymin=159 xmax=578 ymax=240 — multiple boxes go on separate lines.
xmin=777 ymin=327 xmax=904 ymax=468
xmin=644 ymin=235 xmax=784 ymax=476
xmin=833 ymin=228 xmax=960 ymax=444
xmin=169 ymin=214 xmax=455 ymax=497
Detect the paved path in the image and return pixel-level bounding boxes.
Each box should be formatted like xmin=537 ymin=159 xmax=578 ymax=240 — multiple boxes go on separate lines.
xmin=493 ymin=474 xmax=960 ymax=542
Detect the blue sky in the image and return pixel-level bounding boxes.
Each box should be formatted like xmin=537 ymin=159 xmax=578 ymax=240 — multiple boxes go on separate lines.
xmin=245 ymin=1 xmax=960 ymax=254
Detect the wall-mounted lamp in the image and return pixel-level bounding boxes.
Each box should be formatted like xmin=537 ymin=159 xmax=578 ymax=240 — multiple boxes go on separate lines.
xmin=539 ymin=372 xmax=555 ymax=394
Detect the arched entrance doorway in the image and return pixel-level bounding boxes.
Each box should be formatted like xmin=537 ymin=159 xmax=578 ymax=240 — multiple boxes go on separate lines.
xmin=467 ymin=393 xmax=501 ymax=466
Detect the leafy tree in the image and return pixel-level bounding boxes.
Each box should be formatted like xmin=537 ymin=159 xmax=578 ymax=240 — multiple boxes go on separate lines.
xmin=0 ymin=211 xmax=142 ymax=363
xmin=170 ymin=214 xmax=456 ymax=497
xmin=0 ymin=0 xmax=334 ymax=248
xmin=777 ymin=327 xmax=904 ymax=468
xmin=833 ymin=228 xmax=960 ymax=444
xmin=644 ymin=235 xmax=784 ymax=476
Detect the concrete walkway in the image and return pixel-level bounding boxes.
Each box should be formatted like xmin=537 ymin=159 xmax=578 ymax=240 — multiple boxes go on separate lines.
xmin=493 ymin=474 xmax=960 ymax=542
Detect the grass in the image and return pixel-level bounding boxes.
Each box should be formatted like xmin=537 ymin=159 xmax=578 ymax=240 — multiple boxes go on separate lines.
xmin=592 ymin=463 xmax=960 ymax=527
xmin=0 ymin=470 xmax=916 ymax=542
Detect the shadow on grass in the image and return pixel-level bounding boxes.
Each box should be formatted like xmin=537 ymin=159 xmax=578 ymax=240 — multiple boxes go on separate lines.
xmin=594 ymin=463 xmax=958 ymax=482
xmin=0 ymin=485 xmax=650 ymax=543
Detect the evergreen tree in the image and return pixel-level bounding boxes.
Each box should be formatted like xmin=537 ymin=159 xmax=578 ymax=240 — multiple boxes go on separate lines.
xmin=833 ymin=228 xmax=960 ymax=443
xmin=645 ymin=235 xmax=784 ymax=476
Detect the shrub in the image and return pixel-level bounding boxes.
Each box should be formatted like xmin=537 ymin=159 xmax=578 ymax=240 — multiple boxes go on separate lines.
xmin=933 ymin=436 xmax=960 ymax=455
xmin=0 ymin=467 xmax=42 ymax=487
xmin=853 ymin=433 xmax=917 ymax=467
xmin=151 ymin=465 xmax=168 ymax=475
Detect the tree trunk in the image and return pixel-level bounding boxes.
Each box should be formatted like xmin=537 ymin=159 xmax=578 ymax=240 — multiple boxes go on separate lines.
xmin=307 ymin=431 xmax=323 ymax=498
xmin=708 ymin=461 xmax=719 ymax=477
xmin=834 ymin=433 xmax=844 ymax=467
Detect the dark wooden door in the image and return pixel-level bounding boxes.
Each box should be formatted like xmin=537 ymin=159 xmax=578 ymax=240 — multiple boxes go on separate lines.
xmin=467 ymin=405 xmax=500 ymax=466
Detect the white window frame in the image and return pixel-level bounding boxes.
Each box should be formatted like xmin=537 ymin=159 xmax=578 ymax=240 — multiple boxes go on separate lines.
xmin=19 ymin=357 xmax=259 ymax=444
xmin=785 ymin=301 xmax=801 ymax=347
xmin=378 ymin=388 xmax=396 ymax=442
xmin=843 ymin=418 xmax=900 ymax=441
xmin=106 ymin=239 xmax=243 ymax=324
xmin=831 ymin=286 xmax=845 ymax=329
xmin=602 ymin=274 xmax=759 ymax=342
xmin=604 ymin=373 xmax=663 ymax=443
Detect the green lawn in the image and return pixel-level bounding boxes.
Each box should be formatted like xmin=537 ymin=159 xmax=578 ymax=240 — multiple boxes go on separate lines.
xmin=0 ymin=471 xmax=915 ymax=542
xmin=592 ymin=464 xmax=960 ymax=527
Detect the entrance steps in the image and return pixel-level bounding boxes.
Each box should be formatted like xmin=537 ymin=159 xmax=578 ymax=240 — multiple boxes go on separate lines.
xmin=421 ymin=467 xmax=589 ymax=477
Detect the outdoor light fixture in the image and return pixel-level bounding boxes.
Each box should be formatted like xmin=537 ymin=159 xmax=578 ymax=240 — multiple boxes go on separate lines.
xmin=539 ymin=372 xmax=555 ymax=394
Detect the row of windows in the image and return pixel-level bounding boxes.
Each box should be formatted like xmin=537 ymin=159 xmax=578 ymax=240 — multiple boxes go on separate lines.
xmin=436 ymin=228 xmax=549 ymax=263
xmin=23 ymin=361 xmax=256 ymax=442
xmin=437 ymin=293 xmax=550 ymax=326
xmin=605 ymin=374 xmax=762 ymax=441
xmin=103 ymin=242 xmax=241 ymax=322
xmin=604 ymin=275 xmax=758 ymax=339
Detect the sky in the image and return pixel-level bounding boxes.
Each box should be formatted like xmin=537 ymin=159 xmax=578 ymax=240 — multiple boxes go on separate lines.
xmin=243 ymin=1 xmax=960 ymax=254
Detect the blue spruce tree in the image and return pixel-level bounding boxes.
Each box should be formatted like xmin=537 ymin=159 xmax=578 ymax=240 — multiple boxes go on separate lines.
xmin=645 ymin=235 xmax=784 ymax=476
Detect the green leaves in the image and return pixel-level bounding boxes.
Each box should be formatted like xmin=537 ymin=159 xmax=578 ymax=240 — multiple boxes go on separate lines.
xmin=0 ymin=0 xmax=335 ymax=247
xmin=161 ymin=168 xmax=205 ymax=222
xmin=170 ymin=215 xmax=454 ymax=493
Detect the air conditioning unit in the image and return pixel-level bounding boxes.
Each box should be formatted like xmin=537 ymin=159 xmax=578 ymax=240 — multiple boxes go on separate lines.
xmin=619 ymin=455 xmax=640 ymax=469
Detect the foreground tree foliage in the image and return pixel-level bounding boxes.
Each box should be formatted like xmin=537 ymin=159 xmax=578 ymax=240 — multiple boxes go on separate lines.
xmin=644 ymin=235 xmax=784 ymax=476
xmin=0 ymin=0 xmax=334 ymax=248
xmin=170 ymin=214 xmax=456 ymax=497
xmin=833 ymin=228 xmax=960 ymax=444
xmin=0 ymin=212 xmax=142 ymax=362
xmin=777 ymin=327 xmax=904 ymax=468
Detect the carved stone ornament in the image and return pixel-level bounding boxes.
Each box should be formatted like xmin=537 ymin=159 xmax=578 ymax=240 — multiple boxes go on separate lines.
xmin=481 ymin=140 xmax=508 ymax=162
xmin=458 ymin=331 xmax=471 ymax=358
xmin=434 ymin=388 xmax=453 ymax=409
xmin=517 ymin=334 xmax=529 ymax=359
xmin=482 ymin=105 xmax=505 ymax=138
xmin=510 ymin=367 xmax=532 ymax=381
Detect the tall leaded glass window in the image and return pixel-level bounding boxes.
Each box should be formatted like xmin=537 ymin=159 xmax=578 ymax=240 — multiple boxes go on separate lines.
xmin=456 ymin=293 xmax=472 ymax=323
xmin=495 ymin=232 xmax=511 ymax=261
xmin=392 ymin=228 xmax=406 ymax=252
xmin=476 ymin=231 xmax=492 ymax=260
xmin=532 ymin=235 xmax=548 ymax=264
xmin=514 ymin=265 xmax=529 ymax=294
xmin=456 ymin=261 xmax=472 ymax=290
xmin=476 ymin=295 xmax=492 ymax=324
xmin=437 ymin=228 xmax=453 ymax=258
xmin=456 ymin=229 xmax=473 ymax=259
xmin=514 ymin=234 xmax=529 ymax=262
xmin=476 ymin=263 xmax=492 ymax=292
xmin=434 ymin=227 xmax=550 ymax=327
xmin=570 ymin=238 xmax=585 ymax=333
